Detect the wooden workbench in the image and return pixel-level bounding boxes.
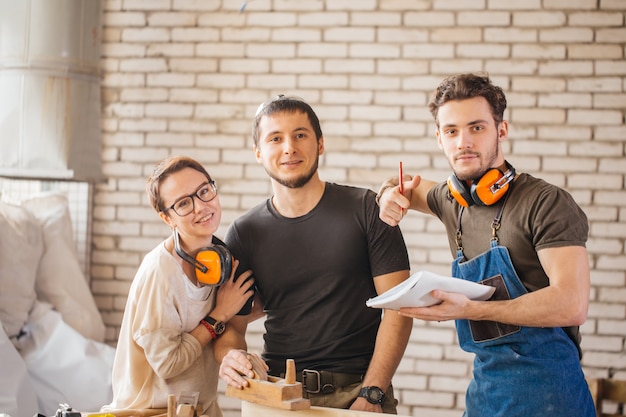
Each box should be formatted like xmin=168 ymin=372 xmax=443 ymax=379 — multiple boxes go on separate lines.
xmin=240 ymin=401 xmax=413 ymax=417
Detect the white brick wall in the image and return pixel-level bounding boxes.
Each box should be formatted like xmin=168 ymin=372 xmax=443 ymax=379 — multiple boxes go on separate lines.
xmin=96 ymin=1 xmax=626 ymax=415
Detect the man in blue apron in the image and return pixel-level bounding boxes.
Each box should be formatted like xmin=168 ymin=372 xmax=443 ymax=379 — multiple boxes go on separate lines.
xmin=376 ymin=73 xmax=595 ymax=417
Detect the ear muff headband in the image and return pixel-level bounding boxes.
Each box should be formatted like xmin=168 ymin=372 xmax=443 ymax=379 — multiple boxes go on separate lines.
xmin=173 ymin=229 xmax=232 ymax=286
xmin=447 ymin=162 xmax=516 ymax=207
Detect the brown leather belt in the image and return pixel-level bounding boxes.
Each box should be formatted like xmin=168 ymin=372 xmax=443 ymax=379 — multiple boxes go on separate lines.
xmin=298 ymin=369 xmax=363 ymax=394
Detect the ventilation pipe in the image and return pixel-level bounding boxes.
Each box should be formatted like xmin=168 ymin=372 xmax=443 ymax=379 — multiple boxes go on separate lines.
xmin=0 ymin=0 xmax=103 ymax=181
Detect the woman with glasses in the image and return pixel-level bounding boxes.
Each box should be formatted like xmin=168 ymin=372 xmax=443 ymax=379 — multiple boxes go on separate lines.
xmin=103 ymin=155 xmax=255 ymax=417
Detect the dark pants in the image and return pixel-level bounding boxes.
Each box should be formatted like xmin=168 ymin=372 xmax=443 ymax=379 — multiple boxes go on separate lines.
xmin=297 ymin=370 xmax=398 ymax=414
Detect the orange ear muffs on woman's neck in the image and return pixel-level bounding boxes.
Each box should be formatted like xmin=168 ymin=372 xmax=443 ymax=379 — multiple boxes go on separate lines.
xmin=173 ymin=229 xmax=232 ymax=286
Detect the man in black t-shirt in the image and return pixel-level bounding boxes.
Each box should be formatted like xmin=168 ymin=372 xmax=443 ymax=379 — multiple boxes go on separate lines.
xmin=213 ymin=95 xmax=412 ymax=414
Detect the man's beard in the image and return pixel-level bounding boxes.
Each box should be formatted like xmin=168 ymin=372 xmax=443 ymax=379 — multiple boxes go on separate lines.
xmin=266 ymin=156 xmax=319 ymax=189
xmin=453 ymin=135 xmax=500 ymax=182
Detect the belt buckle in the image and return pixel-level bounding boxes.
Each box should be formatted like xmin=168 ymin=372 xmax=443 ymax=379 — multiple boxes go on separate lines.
xmin=302 ymin=369 xmax=322 ymax=394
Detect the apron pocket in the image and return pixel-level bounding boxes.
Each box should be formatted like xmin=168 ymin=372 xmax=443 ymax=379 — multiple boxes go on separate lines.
xmin=469 ymin=274 xmax=521 ymax=342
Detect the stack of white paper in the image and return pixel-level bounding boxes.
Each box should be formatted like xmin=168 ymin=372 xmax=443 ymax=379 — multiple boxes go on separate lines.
xmin=366 ymin=270 xmax=496 ymax=310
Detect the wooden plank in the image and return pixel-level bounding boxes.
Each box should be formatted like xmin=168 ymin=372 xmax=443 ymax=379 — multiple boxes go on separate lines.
xmin=241 ymin=401 xmax=413 ymax=417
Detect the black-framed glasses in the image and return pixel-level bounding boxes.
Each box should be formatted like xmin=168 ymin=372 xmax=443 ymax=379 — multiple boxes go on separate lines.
xmin=161 ymin=181 xmax=218 ymax=217
xmin=255 ymin=94 xmax=309 ymax=117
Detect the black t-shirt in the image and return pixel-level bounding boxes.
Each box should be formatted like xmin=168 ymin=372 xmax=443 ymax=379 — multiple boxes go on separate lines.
xmin=225 ymin=182 xmax=410 ymax=375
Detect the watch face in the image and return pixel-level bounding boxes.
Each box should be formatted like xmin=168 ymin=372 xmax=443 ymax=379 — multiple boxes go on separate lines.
xmin=213 ymin=321 xmax=226 ymax=334
xmin=366 ymin=387 xmax=385 ymax=404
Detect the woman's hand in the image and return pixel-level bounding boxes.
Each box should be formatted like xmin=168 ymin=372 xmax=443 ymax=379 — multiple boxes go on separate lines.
xmin=211 ymin=259 xmax=254 ymax=322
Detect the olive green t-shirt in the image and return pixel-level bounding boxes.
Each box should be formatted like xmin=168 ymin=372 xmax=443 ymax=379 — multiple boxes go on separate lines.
xmin=427 ymin=172 xmax=589 ymax=353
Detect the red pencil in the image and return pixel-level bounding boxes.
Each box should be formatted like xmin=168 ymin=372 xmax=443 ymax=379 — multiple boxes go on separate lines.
xmin=399 ymin=161 xmax=404 ymax=214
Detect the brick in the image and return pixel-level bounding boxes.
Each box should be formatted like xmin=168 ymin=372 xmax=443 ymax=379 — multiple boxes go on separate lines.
xmin=325 ymin=27 xmax=375 ymax=42
xmin=544 ymin=0 xmax=597 ymax=8
xmin=433 ymin=0 xmax=485 ymax=9
xmin=597 ymin=28 xmax=626 ymax=42
xmin=146 ymin=103 xmax=194 ymax=119
xmin=195 ymin=104 xmax=243 ymax=119
xmin=598 ymin=319 xmax=626 ymax=336
xmin=405 ymin=11 xmax=454 ymax=27
xmin=593 ymin=221 xmax=626 ymax=239
xmin=197 ymin=12 xmax=245 ymax=27
xmin=512 ymin=11 xmax=566 ymax=26
xmin=416 ymin=360 xmax=469 ymax=376
xmin=512 ymin=44 xmax=566 ymax=59
xmin=196 ymin=74 xmax=245 ymax=88
xmin=271 ymin=58 xmax=324 ymax=74
xmin=431 ymin=28 xmax=482 ymax=42
xmin=147 ymin=73 xmax=195 ymax=87
xmin=485 ymin=60 xmax=538 ymax=75
xmin=489 ymin=0 xmax=542 ymax=8
xmin=273 ymin=0 xmax=324 ymax=11
xmin=380 ymin=0 xmax=430 ymax=10
xmin=148 ymin=12 xmax=196 ymax=26
xmin=404 ymin=44 xmax=455 ymax=59
xmin=145 ymin=133 xmax=194 ymax=146
xmin=485 ymin=28 xmax=537 ymax=42
xmin=540 ymin=28 xmax=594 ymax=42
xmin=590 ymin=299 xmax=626 ymax=315
xmin=593 ymin=93 xmax=626 ymax=109
xmin=569 ymin=44 xmax=623 ymax=59
xmin=247 ymin=12 xmax=298 ymax=27
xmin=104 ymin=12 xmax=147 ymax=26
xmin=542 ymin=157 xmax=597 ymax=172
xmin=120 ymin=88 xmax=168 ymax=102
xmin=352 ymin=11 xmax=402 ymax=26
xmin=297 ymin=43 xmax=348 ymax=58
xmin=539 ymin=61 xmax=594 ymax=76
xmin=570 ymin=12 xmax=625 ymax=26
xmin=568 ymin=109 xmax=623 ymax=125
xmin=429 ymin=375 xmax=472 ymax=393
xmin=272 ymin=28 xmax=320 ymax=42
xmin=172 ymin=0 xmax=220 ymax=11
xmin=102 ymin=73 xmax=145 ymax=87
xmin=118 ymin=119 xmax=167 ymax=132
xmin=538 ymin=93 xmax=591 ymax=108
xmin=171 ymin=28 xmax=220 ymax=41
xmin=570 ymin=142 xmax=623 ymax=158
xmin=119 ymin=58 xmax=168 ymax=72
xmin=595 ymin=126 xmax=626 ymax=141
xmin=458 ymin=11 xmax=510 ymax=26
xmin=587 ymin=237 xmax=623 ymax=255
xmin=512 ymin=139 xmax=566 ymax=156
xmin=221 ymin=58 xmax=271 ymax=73
xmin=146 ymin=43 xmax=194 ymax=56
xmin=512 ymin=77 xmax=566 ymax=92
xmin=568 ymin=77 xmax=623 ymax=92
xmin=106 ymin=103 xmax=144 ymax=118
xmin=376 ymin=58 xmax=428 ymax=75
xmin=325 ymin=59 xmax=373 ymax=74
xmin=298 ymin=12 xmax=349 ymax=27
xmin=196 ymin=42 xmax=244 ymax=57
xmin=325 ymin=0 xmax=377 ymax=10
xmin=596 ymin=59 xmax=626 ymax=75
xmin=457 ymin=43 xmax=510 ymax=58
xmin=402 ymin=390 xmax=456 ymax=407
xmin=122 ymin=28 xmax=170 ymax=42
xmin=512 ymin=108 xmax=566 ymax=124
xmin=123 ymin=0 xmax=170 ymax=10
xmin=580 ymin=335 xmax=624 ymax=352
xmin=169 ymin=58 xmax=218 ymax=73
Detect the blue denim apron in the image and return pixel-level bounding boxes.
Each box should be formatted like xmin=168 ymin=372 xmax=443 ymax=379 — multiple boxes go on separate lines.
xmin=452 ymin=201 xmax=595 ymax=417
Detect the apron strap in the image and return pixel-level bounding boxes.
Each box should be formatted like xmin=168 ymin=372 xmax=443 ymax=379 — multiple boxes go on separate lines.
xmin=454 ymin=178 xmax=515 ymax=252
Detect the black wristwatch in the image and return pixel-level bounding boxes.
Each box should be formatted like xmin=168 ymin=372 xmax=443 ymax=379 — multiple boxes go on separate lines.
xmin=358 ymin=386 xmax=386 ymax=405
xmin=204 ymin=315 xmax=226 ymax=335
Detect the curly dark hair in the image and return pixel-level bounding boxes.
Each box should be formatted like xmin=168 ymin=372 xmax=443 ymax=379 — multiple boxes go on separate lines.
xmin=428 ymin=73 xmax=507 ymax=127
